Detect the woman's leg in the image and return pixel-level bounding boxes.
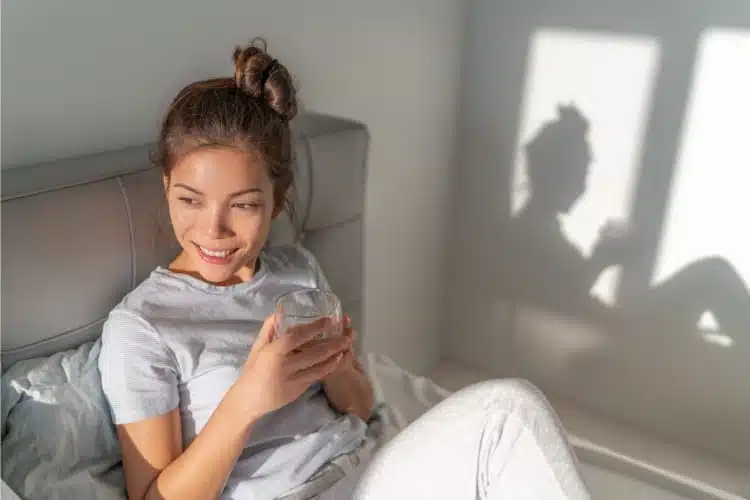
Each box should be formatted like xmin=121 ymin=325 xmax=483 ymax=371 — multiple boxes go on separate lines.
xmin=635 ymin=257 xmax=750 ymax=339
xmin=351 ymin=379 xmax=590 ymax=500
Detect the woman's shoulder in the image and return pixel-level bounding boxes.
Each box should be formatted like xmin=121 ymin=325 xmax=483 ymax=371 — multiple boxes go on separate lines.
xmin=104 ymin=268 xmax=187 ymax=330
xmin=99 ymin=269 xmax=190 ymax=363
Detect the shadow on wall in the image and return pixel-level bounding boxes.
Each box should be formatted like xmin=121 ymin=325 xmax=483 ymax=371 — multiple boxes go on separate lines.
xmin=496 ymin=29 xmax=750 ymax=463
xmin=503 ymin=103 xmax=750 ymax=345
xmin=447 ymin=1 xmax=750 ymax=465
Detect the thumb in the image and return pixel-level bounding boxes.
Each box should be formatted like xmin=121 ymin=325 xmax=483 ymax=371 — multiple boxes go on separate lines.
xmin=254 ymin=314 xmax=279 ymax=349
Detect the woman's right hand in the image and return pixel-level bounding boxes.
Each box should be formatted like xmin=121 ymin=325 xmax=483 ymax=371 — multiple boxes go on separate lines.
xmin=234 ymin=315 xmax=352 ymax=421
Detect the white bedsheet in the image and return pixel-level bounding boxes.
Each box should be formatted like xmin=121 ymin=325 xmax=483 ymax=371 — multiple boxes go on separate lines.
xmin=362 ymin=353 xmax=452 ymax=436
xmin=0 ymin=350 xmax=450 ymax=500
xmin=9 ymin=351 xmax=581 ymax=499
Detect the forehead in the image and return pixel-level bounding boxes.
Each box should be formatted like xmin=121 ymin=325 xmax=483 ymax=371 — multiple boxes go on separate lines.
xmin=170 ymin=147 xmax=271 ymax=190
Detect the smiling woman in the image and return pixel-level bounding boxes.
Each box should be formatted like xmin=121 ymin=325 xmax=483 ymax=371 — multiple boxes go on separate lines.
xmin=165 ymin=148 xmax=278 ymax=285
xmin=97 ymin=40 xmax=373 ymax=500
xmin=155 ymin=39 xmax=298 ymax=286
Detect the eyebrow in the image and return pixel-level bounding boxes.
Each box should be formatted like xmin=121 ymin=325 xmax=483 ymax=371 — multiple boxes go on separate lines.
xmin=173 ymin=183 xmax=264 ymax=197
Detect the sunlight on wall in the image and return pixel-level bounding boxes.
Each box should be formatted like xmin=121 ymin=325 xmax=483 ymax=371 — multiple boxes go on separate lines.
xmin=511 ymin=29 xmax=660 ymax=305
xmin=652 ymin=30 xmax=750 ymax=339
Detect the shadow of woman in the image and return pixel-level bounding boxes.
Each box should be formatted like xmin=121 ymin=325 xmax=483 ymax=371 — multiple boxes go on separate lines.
xmin=502 ymin=104 xmax=750 ymax=343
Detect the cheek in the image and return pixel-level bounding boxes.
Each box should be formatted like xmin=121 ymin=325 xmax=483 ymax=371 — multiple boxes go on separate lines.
xmin=168 ymin=203 xmax=195 ymax=235
xmin=234 ymin=210 xmax=272 ymax=239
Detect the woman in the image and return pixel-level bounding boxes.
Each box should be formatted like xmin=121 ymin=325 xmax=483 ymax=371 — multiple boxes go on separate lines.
xmin=99 ymin=40 xmax=590 ymax=500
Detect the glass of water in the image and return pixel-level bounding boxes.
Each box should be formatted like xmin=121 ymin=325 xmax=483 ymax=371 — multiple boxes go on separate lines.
xmin=275 ymin=288 xmax=343 ymax=341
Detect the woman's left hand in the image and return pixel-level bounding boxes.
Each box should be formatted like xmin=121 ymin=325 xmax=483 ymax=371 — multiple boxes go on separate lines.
xmin=320 ymin=316 xmax=374 ymax=420
xmin=325 ymin=317 xmax=358 ymax=375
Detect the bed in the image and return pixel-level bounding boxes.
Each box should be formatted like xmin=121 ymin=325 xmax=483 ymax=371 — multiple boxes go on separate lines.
xmin=1 ymin=112 xmax=745 ymax=500
xmin=1 ymin=112 xmax=458 ymax=500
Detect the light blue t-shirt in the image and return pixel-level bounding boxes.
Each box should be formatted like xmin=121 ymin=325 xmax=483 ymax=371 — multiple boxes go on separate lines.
xmin=98 ymin=244 xmax=367 ymax=500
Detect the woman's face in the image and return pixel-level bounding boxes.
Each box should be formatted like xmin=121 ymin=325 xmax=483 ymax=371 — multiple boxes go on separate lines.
xmin=164 ymin=147 xmax=279 ymax=284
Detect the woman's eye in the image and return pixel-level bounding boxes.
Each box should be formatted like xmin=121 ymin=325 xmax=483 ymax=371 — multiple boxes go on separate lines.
xmin=178 ymin=197 xmax=200 ymax=206
xmin=234 ymin=202 xmax=262 ymax=211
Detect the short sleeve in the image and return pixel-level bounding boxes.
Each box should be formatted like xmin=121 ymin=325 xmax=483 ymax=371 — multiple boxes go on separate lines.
xmin=98 ymin=310 xmax=179 ymax=425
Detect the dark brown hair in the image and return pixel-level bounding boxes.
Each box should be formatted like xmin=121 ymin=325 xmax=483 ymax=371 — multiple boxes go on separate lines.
xmin=154 ymin=38 xmax=298 ymax=213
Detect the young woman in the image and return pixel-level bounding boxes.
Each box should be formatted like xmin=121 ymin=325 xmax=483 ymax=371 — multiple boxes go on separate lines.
xmin=99 ymin=40 xmax=590 ymax=500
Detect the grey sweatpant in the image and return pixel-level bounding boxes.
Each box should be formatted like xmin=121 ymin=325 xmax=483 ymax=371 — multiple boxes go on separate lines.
xmin=315 ymin=379 xmax=591 ymax=499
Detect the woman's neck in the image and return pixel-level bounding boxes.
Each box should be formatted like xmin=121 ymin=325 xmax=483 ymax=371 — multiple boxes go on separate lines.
xmin=168 ymin=253 xmax=260 ymax=286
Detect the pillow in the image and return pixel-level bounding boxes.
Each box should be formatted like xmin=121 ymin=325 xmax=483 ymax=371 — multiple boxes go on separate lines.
xmin=267 ymin=209 xmax=300 ymax=247
xmin=1 ymin=339 xmax=125 ymax=500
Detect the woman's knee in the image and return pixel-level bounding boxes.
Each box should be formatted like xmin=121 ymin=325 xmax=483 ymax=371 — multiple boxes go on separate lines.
xmin=686 ymin=256 xmax=738 ymax=283
xmin=453 ymin=378 xmax=553 ymax=413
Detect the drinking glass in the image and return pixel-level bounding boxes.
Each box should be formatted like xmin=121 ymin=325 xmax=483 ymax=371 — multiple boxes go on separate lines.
xmin=274 ymin=288 xmax=343 ymax=341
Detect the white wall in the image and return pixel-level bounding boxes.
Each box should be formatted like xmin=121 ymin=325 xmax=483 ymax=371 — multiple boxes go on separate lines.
xmin=2 ymin=0 xmax=465 ymax=374
xmin=445 ymin=0 xmax=750 ymax=463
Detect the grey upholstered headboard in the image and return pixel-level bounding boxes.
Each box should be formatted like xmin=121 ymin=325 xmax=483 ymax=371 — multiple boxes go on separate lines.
xmin=1 ymin=112 xmax=369 ymax=369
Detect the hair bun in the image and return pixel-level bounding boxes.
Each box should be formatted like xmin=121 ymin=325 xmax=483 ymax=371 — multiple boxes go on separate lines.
xmin=233 ymin=40 xmax=298 ymax=121
xmin=556 ymin=103 xmax=589 ymax=136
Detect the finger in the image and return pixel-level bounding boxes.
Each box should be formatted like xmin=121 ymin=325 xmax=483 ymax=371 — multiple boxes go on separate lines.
xmin=338 ymin=348 xmax=355 ymax=368
xmin=252 ymin=315 xmax=278 ymax=350
xmin=286 ymin=335 xmax=351 ymax=373
xmin=287 ymin=335 xmax=351 ymax=371
xmin=291 ymin=351 xmax=344 ymax=384
xmin=342 ymin=327 xmax=357 ymax=343
xmin=276 ymin=317 xmax=333 ymax=354
xmin=350 ymin=350 xmax=365 ymax=373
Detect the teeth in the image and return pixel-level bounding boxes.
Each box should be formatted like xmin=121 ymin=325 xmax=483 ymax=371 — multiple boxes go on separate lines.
xmin=199 ymin=246 xmax=232 ymax=258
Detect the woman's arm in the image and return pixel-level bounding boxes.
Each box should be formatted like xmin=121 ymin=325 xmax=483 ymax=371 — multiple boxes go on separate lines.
xmin=119 ymin=383 xmax=261 ymax=500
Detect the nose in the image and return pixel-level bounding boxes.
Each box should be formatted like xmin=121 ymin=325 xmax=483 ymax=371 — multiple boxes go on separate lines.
xmin=201 ymin=206 xmax=231 ymax=238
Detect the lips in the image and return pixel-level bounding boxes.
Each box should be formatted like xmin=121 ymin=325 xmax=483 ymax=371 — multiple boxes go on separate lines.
xmin=193 ymin=243 xmax=239 ymax=264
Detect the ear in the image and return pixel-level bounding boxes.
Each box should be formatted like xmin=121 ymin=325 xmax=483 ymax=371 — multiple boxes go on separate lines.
xmin=271 ymin=188 xmax=288 ymax=220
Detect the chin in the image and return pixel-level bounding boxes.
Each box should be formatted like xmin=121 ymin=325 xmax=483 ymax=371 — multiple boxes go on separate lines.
xmin=188 ymin=249 xmax=256 ymax=285
xmin=198 ymin=268 xmax=237 ymax=284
